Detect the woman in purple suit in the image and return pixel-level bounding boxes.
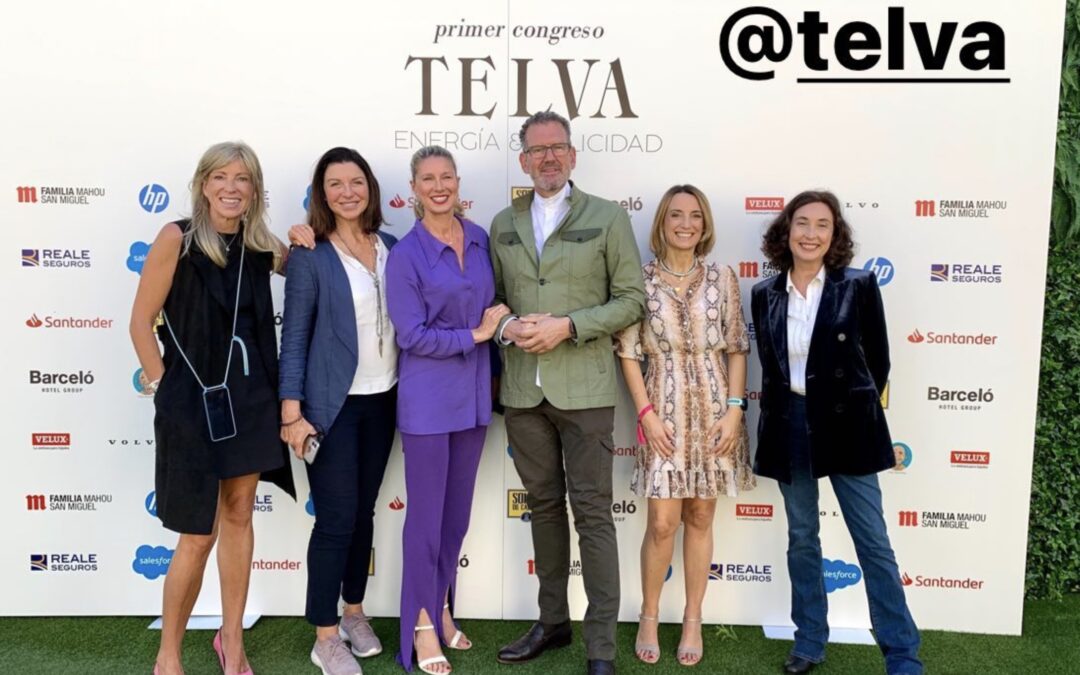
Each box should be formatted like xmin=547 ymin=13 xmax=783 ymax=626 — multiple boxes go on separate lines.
xmin=386 ymin=145 xmax=509 ymax=674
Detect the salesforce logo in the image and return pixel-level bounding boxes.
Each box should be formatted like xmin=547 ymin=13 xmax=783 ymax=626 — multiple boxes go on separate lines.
xmin=863 ymin=257 xmax=895 ymax=286
xmin=145 ymin=490 xmax=157 ymax=517
xmin=139 ymin=184 xmax=170 ymax=214
xmin=127 ymin=241 xmax=151 ymax=274
xmin=302 ymin=185 xmax=312 ymax=211
xmin=132 ymin=544 xmax=173 ymax=580
xmin=822 ymin=558 xmax=862 ymax=593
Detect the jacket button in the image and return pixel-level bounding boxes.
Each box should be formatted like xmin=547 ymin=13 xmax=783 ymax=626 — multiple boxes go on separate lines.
xmin=834 ymin=368 xmax=844 ymax=378
xmin=837 ymin=333 xmax=847 ymax=342
xmin=834 ymin=403 xmax=845 ymax=413
xmin=539 ymin=278 xmax=546 ymax=285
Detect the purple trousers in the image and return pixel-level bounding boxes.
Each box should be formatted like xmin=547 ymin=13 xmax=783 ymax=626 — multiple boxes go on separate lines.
xmin=396 ymin=425 xmax=485 ymax=671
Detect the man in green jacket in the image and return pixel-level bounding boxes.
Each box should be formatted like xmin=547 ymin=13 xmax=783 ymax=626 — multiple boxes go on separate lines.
xmin=491 ymin=111 xmax=645 ymax=675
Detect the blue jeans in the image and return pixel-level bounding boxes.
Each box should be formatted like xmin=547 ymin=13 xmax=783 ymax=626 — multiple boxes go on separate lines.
xmin=777 ymin=395 xmax=922 ymax=675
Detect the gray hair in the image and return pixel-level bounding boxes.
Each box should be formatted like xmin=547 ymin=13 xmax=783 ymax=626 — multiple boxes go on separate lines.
xmin=518 ymin=111 xmax=572 ymax=148
xmin=409 ymin=145 xmax=464 ymax=219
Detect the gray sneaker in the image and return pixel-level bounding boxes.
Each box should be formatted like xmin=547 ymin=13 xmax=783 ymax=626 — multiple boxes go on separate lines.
xmin=339 ymin=612 xmax=383 ymax=658
xmin=310 ymin=635 xmax=362 ymax=675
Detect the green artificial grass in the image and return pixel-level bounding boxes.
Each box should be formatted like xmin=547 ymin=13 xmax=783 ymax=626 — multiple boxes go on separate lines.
xmin=1 ymin=596 xmax=1078 ymax=674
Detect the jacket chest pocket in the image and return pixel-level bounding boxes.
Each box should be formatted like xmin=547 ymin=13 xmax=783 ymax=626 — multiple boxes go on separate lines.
xmin=559 ymin=228 xmax=604 ymax=280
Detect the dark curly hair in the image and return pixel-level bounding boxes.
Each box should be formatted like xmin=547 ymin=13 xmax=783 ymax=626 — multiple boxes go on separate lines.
xmin=761 ymin=190 xmax=855 ymax=272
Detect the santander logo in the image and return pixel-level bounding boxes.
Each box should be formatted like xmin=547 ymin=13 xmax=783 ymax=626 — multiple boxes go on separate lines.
xmin=389 ymin=496 xmax=405 ymax=511
xmin=26 ymin=313 xmax=43 ymax=328
xmin=901 ymin=572 xmax=914 ymax=586
xmin=389 ymin=194 xmax=407 ymax=208
xmin=907 ymin=329 xmax=925 ymax=343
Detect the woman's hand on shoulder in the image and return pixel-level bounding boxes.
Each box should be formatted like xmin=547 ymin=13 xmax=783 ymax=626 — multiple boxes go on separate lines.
xmin=288 ymin=223 xmax=316 ymax=249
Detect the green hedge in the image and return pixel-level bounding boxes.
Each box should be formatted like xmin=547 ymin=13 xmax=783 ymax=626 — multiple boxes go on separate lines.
xmin=1029 ymin=0 xmax=1080 ymax=599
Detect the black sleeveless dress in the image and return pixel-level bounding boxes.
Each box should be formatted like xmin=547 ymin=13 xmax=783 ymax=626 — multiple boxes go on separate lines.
xmin=153 ymin=221 xmax=295 ymax=534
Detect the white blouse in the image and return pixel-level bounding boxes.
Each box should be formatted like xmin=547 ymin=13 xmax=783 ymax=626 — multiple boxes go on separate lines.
xmin=786 ymin=266 xmax=825 ymax=395
xmin=332 ymin=239 xmax=398 ymax=395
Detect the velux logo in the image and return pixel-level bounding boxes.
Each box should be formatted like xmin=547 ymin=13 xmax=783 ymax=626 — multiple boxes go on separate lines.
xmin=951 ymin=451 xmax=990 ymax=468
xmin=735 ymin=504 xmax=774 ymax=520
xmin=32 ymin=433 xmax=71 ymax=449
xmin=745 ymin=197 xmax=784 ymax=212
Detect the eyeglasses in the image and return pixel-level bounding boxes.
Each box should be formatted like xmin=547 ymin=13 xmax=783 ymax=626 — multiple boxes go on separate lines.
xmin=523 ymin=143 xmax=572 ymax=159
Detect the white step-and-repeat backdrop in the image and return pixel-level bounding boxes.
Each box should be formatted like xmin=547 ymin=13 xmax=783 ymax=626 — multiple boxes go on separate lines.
xmin=1 ymin=0 xmax=1064 ymax=635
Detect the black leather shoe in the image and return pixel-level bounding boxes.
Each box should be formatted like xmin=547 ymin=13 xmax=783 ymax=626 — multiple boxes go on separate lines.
xmin=497 ymin=621 xmax=572 ymax=664
xmin=587 ymin=659 xmax=615 ymax=674
xmin=783 ymin=655 xmax=818 ymax=674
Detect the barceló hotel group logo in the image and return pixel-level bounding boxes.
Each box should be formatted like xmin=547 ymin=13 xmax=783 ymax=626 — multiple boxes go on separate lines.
xmin=718 ymin=7 xmax=1006 ymax=83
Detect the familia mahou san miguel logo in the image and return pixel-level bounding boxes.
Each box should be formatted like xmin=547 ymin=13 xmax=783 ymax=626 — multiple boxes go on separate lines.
xmin=719 ymin=6 xmax=1006 ymax=83
xmin=397 ymin=20 xmax=661 ymax=154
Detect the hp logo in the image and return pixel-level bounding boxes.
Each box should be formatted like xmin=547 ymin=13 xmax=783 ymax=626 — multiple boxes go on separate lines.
xmin=145 ymin=490 xmax=157 ymax=517
xmin=139 ymin=184 xmax=170 ymax=214
xmin=862 ymin=257 xmax=895 ymax=286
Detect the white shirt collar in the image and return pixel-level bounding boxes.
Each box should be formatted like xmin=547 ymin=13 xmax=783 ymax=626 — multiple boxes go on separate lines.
xmin=786 ymin=265 xmax=826 ymax=295
xmin=535 ymin=182 xmax=570 ymax=210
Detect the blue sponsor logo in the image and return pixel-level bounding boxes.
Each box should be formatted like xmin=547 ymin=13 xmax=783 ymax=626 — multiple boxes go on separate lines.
xmin=132 ymin=545 xmax=173 ymax=580
xmin=305 ymin=492 xmax=316 ymax=516
xmin=302 ymin=185 xmax=312 ymax=211
xmin=823 ymin=558 xmax=862 ymax=593
xmin=664 ymin=565 xmax=673 ymax=582
xmin=21 ymin=249 xmax=40 ymax=267
xmin=863 ymin=257 xmax=895 ymax=286
xmin=138 ymin=184 xmax=169 ymax=214
xmin=893 ymin=442 xmax=913 ymax=471
xmin=145 ymin=490 xmax=157 ymax=517
xmin=506 ymin=444 xmax=513 ymax=458
xmin=30 ymin=554 xmax=47 ymax=572
xmin=127 ymin=241 xmax=150 ymax=274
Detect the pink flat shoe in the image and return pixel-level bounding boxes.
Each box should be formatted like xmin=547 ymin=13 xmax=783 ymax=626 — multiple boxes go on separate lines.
xmin=213 ymin=630 xmax=254 ymax=675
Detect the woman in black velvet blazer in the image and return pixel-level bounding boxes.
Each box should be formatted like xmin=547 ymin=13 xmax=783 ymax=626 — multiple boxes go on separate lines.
xmin=749 ymin=191 xmax=922 ymax=675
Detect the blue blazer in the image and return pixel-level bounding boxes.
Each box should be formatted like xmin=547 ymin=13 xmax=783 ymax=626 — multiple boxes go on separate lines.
xmin=750 ymin=267 xmax=893 ymax=484
xmin=279 ymin=231 xmax=398 ymax=433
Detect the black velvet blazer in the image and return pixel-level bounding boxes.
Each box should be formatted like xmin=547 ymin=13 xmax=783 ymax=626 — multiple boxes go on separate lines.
xmin=750 ymin=267 xmax=894 ymax=484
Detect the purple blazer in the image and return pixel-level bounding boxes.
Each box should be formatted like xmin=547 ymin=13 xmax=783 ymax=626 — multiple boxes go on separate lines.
xmin=385 ymin=217 xmax=494 ymax=435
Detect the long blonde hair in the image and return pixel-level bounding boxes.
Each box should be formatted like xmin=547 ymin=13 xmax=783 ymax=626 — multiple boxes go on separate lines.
xmin=184 ymin=141 xmax=281 ymax=271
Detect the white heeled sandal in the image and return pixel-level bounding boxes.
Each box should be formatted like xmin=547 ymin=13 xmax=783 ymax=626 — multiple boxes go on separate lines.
xmin=414 ymin=624 xmax=450 ymax=674
xmin=442 ymin=602 xmax=471 ymax=651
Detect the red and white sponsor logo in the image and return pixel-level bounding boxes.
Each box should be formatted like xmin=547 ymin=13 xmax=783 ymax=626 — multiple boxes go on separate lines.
xmin=745 ymin=197 xmax=784 ymax=212
xmin=901 ymin=572 xmax=984 ymax=589
xmin=898 ymin=510 xmax=918 ymax=527
xmin=17 ymin=186 xmax=38 ymax=203
xmin=26 ymin=313 xmax=114 ymax=329
xmin=950 ymin=451 xmax=990 ymax=467
xmin=736 ymin=503 xmax=774 ymax=520
xmin=389 ymin=496 xmax=405 ymax=510
xmin=32 ymin=433 xmax=71 ymax=449
xmin=907 ymin=329 xmax=997 ymax=346
xmin=388 ymin=194 xmax=407 ymax=208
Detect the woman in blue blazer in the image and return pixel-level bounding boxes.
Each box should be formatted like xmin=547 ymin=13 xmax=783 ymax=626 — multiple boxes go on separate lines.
xmin=280 ymin=147 xmax=398 ymax=675
xmin=750 ymin=191 xmax=921 ymax=675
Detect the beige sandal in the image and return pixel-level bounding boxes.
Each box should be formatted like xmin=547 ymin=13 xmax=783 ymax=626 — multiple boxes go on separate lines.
xmin=636 ymin=614 xmax=660 ymax=664
xmin=676 ymin=616 xmax=703 ymax=667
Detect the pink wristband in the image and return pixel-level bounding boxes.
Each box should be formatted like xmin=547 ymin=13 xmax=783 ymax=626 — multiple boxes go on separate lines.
xmin=636 ymin=404 xmax=655 ymax=445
